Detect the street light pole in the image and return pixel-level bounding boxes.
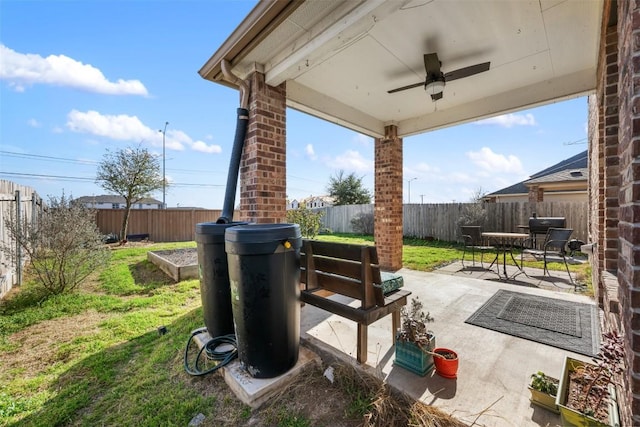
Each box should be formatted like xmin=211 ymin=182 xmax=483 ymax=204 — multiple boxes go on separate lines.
xmin=407 ymin=177 xmax=417 ymax=204
xmin=159 ymin=122 xmax=169 ymax=209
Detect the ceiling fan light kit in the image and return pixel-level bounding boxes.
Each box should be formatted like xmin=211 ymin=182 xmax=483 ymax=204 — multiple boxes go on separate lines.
xmin=425 ymin=78 xmax=445 ymax=95
xmin=388 ymin=52 xmax=490 ymax=101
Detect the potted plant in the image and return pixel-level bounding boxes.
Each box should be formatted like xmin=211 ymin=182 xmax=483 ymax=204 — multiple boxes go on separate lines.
xmin=432 ymin=348 xmax=458 ymax=379
xmin=528 ymin=371 xmax=560 ymax=414
xmin=556 ymin=331 xmax=624 ymax=427
xmin=394 ymin=297 xmax=436 ymax=376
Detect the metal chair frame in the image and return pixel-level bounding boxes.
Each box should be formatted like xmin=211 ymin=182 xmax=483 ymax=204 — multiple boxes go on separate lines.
xmin=461 ymin=226 xmax=494 ymax=268
xmin=522 ymin=227 xmax=574 ymax=287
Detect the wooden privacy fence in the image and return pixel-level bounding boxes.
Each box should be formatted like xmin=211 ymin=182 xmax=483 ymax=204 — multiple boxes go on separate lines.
xmin=95 ymin=201 xmax=588 ymax=244
xmin=0 ymin=180 xmax=45 ymax=298
xmin=313 ymin=201 xmax=589 ymax=244
xmin=95 ymin=209 xmax=238 ymax=242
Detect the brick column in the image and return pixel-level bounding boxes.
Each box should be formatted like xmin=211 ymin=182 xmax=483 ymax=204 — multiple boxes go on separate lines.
xmin=618 ymin=1 xmax=640 ymax=425
xmin=374 ymin=125 xmax=403 ymax=271
xmin=527 ymin=185 xmax=544 ymax=204
xmin=588 ymin=98 xmax=605 ymax=293
xmin=603 ymin=20 xmax=620 ymax=273
xmin=239 ymin=72 xmax=287 ymax=223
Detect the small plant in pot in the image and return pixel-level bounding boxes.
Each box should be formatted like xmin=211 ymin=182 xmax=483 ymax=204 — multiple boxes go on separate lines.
xmin=394 ymin=297 xmax=435 ymax=376
xmin=528 ymin=371 xmax=560 ymax=414
xmin=556 ymin=331 xmax=625 ymax=426
xmin=395 ymin=297 xmax=458 ymax=378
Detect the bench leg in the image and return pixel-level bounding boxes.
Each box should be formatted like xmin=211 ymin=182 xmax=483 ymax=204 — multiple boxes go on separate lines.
xmin=357 ymin=323 xmax=368 ymax=364
xmin=392 ymin=309 xmax=400 ymax=342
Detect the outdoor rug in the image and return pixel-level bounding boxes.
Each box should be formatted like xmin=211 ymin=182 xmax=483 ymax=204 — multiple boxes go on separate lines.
xmin=465 ymin=289 xmax=599 ymax=356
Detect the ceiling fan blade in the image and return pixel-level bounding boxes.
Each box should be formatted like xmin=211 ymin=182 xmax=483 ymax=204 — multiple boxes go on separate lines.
xmin=388 ymin=81 xmax=424 ymax=94
xmin=424 ymin=52 xmax=441 ymax=75
xmin=444 ymin=62 xmax=490 ymax=81
xmin=431 ymin=92 xmax=443 ymax=101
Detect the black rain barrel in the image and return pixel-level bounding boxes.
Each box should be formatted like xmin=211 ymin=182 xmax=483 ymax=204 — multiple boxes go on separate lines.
xmin=195 ymin=222 xmax=247 ymax=338
xmin=225 ymin=223 xmax=302 ymax=378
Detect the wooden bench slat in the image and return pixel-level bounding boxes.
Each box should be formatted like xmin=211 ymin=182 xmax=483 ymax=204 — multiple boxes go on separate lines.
xmin=312 ymin=256 xmax=363 ymax=280
xmin=315 ymin=272 xmax=363 ymax=301
xmin=300 ymin=289 xmax=410 ymax=324
xmin=306 ymin=240 xmax=377 ymax=263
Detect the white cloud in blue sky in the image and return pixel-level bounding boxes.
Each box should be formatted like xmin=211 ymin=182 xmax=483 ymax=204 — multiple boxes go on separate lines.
xmin=27 ymin=118 xmax=41 ymax=128
xmin=466 ymin=147 xmax=525 ymax=174
xmin=305 ymin=144 xmax=317 ymax=160
xmin=66 ymin=110 xmax=221 ymax=154
xmin=475 ymin=113 xmax=536 ymax=128
xmin=0 ymin=44 xmax=148 ymax=95
xmin=352 ymin=134 xmax=372 ymax=146
xmin=330 ymin=149 xmax=372 ymax=172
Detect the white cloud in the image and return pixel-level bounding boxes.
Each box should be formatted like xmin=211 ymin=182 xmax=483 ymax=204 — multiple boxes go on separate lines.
xmin=352 ymin=134 xmax=372 ymax=146
xmin=413 ymin=162 xmax=440 ymax=174
xmin=305 ymin=144 xmax=317 ymax=160
xmin=0 ymin=44 xmax=148 ymax=95
xmin=191 ymin=140 xmax=222 ymax=154
xmin=27 ymin=118 xmax=41 ymax=128
xmin=466 ymin=147 xmax=525 ymax=174
xmin=475 ymin=113 xmax=536 ymax=128
xmin=329 ymin=149 xmax=372 ymax=172
xmin=66 ymin=110 xmax=221 ymax=154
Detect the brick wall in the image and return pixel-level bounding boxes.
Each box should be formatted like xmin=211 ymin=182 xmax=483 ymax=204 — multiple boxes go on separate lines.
xmin=602 ymin=21 xmax=621 ymax=317
xmin=617 ymin=1 xmax=640 ymax=424
xmin=374 ymin=125 xmax=403 ymax=271
xmin=239 ymin=72 xmax=287 ymax=223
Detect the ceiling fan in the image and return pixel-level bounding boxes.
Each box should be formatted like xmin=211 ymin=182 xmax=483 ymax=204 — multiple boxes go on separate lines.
xmin=388 ymin=52 xmax=490 ymax=101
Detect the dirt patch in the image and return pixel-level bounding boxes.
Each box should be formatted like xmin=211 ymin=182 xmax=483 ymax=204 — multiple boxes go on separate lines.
xmin=1 ymin=311 xmax=112 ymax=378
xmin=150 ymin=248 xmax=198 ymax=266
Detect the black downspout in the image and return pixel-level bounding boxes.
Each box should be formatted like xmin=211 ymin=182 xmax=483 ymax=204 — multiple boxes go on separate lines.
xmin=216 ymin=107 xmax=249 ymax=224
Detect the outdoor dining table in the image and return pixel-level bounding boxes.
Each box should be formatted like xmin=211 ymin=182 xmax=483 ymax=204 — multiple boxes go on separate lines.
xmin=481 ymin=231 xmax=529 ymax=279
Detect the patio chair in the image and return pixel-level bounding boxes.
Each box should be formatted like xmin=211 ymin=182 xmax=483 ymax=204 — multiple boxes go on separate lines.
xmin=522 ymin=227 xmax=574 ymax=286
xmin=461 ymin=226 xmax=494 ymax=268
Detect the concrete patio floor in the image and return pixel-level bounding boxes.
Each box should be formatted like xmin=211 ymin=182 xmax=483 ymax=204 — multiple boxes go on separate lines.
xmin=299 ymin=263 xmax=598 ymax=427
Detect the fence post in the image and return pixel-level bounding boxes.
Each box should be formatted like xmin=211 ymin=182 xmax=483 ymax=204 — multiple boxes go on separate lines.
xmin=31 ymin=192 xmax=38 ymax=226
xmin=15 ymin=190 xmax=22 ymax=286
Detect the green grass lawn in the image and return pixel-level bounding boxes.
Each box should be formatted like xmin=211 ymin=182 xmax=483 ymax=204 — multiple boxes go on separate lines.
xmin=0 ymin=234 xmax=591 ymax=426
xmin=0 ymin=242 xmax=257 ymax=427
xmin=315 ymin=233 xmax=590 ymax=280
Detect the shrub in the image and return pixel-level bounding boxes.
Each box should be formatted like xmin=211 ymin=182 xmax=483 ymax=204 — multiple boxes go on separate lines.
xmin=286 ymin=206 xmax=324 ymax=238
xmin=350 ymin=213 xmax=374 ymax=235
xmin=1 ymin=192 xmax=110 ymax=295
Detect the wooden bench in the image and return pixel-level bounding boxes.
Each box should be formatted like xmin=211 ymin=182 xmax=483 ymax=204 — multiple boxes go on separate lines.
xmin=300 ymin=239 xmax=411 ymax=364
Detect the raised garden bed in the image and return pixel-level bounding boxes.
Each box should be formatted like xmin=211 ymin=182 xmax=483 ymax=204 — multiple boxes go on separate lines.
xmin=147 ymin=248 xmax=198 ymax=282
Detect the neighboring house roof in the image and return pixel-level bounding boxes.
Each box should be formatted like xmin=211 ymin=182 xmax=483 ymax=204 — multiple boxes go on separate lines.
xmin=486 ymin=150 xmax=588 ymax=197
xmin=299 ymin=195 xmax=335 ymax=205
xmin=525 ymin=168 xmax=587 ymax=185
xmin=75 ymin=195 xmax=162 ymax=204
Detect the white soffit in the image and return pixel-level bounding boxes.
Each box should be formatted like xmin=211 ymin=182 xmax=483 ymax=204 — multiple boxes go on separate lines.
xmin=227 ymin=0 xmax=603 ymax=138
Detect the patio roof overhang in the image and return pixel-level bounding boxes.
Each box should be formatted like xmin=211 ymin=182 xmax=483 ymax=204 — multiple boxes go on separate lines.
xmin=199 ymin=0 xmax=603 ymax=139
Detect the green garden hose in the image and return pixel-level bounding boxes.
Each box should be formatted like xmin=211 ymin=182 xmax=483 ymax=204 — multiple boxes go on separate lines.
xmin=183 ymin=328 xmax=238 ymax=376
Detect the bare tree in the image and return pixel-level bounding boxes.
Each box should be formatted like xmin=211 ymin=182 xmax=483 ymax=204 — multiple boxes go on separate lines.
xmin=457 ymin=187 xmax=489 ymax=229
xmin=95 ymin=145 xmax=164 ymax=242
xmin=1 ymin=192 xmax=109 ymax=295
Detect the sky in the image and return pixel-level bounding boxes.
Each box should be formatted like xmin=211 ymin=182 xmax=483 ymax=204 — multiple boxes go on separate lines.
xmin=0 ymin=1 xmax=588 ymax=209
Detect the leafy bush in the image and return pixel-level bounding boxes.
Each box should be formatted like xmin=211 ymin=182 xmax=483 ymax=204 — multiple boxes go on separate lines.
xmin=286 ymin=206 xmax=324 ymax=238
xmin=1 ymin=192 xmax=110 ymax=295
xmin=350 ymin=213 xmax=374 ymax=235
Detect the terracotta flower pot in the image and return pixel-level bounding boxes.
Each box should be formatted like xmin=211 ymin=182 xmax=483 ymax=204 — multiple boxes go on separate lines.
xmin=433 ymin=347 xmax=458 ymax=379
